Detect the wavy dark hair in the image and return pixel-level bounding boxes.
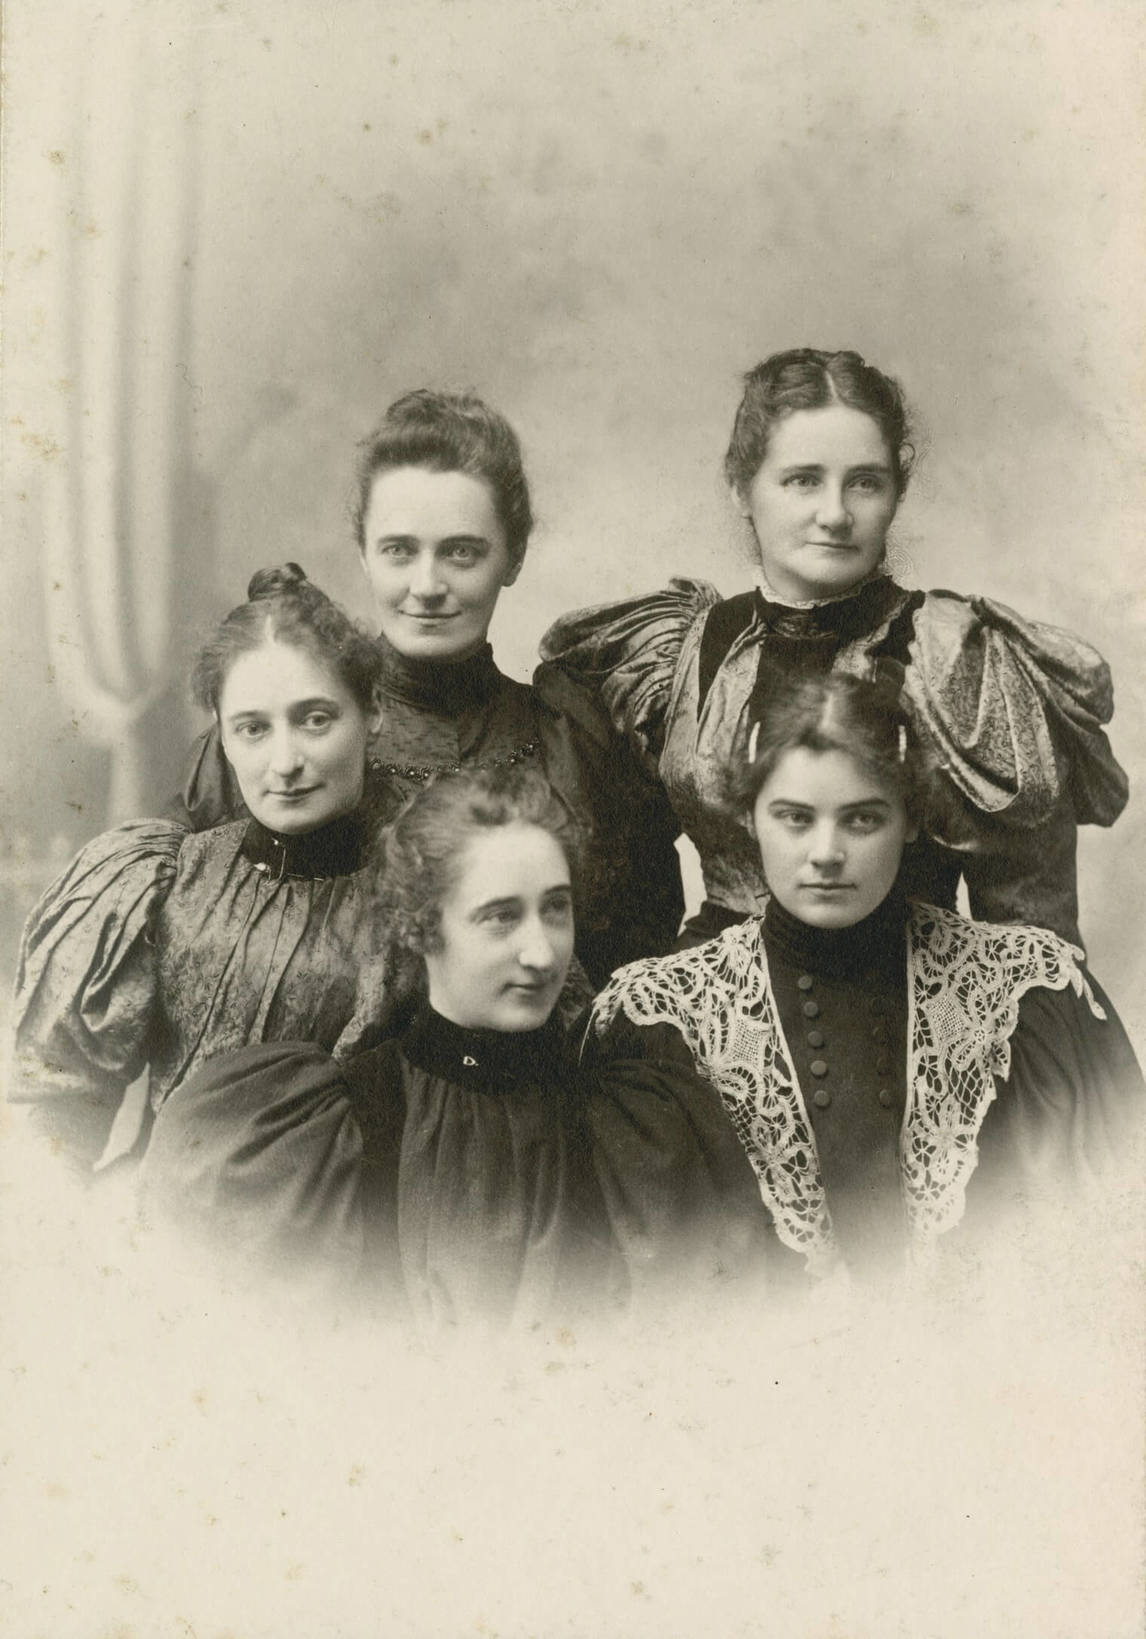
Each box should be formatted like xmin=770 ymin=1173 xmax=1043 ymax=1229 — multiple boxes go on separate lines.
xmin=724 ymin=347 xmax=916 ymax=499
xmin=379 ymin=764 xmax=584 ymax=960
xmin=731 ymin=668 xmax=927 ymax=827
xmin=352 ymin=388 xmax=534 ymax=569
xmin=191 ymin=562 xmax=382 ymax=717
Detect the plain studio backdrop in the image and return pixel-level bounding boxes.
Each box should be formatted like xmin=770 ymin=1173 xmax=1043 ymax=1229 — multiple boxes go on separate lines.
xmin=1 ymin=3 xmax=1144 ymax=1637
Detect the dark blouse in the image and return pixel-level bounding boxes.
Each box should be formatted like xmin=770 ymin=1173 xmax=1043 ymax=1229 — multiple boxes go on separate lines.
xmin=585 ymin=894 xmax=1143 ymax=1280
xmin=139 ymin=1001 xmax=772 ymax=1324
xmin=173 ymin=639 xmax=685 ymax=983
xmin=9 ymin=804 xmax=402 ymax=1173
xmin=541 ymin=576 xmax=1129 ymax=944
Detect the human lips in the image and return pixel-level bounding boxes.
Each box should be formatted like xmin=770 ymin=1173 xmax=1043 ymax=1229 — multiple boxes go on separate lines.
xmin=267 ymin=785 xmax=320 ymax=800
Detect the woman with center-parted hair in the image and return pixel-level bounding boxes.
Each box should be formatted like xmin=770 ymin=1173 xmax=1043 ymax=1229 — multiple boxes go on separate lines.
xmin=9 ymin=565 xmax=405 ymax=1206
xmin=541 ymin=347 xmax=1128 ymax=948
xmin=174 ymin=389 xmax=685 ymax=984
xmin=583 ymin=673 xmax=1143 ymax=1283
xmin=141 ymin=766 xmax=770 ymax=1324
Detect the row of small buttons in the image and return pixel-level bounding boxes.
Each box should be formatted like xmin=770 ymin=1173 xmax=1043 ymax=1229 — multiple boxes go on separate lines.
xmin=796 ymin=971 xmax=896 ymax=1111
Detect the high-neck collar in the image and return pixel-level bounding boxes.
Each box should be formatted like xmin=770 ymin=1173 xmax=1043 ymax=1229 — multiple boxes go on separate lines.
xmin=752 ymin=567 xmax=888 ymax=610
xmin=401 ymin=1000 xmax=572 ymax=1089
xmin=239 ymin=808 xmax=369 ymax=880
xmin=376 ymin=636 xmax=502 ymax=715
xmin=752 ymin=573 xmax=903 ymax=640
xmin=763 ymin=887 xmax=908 ymax=980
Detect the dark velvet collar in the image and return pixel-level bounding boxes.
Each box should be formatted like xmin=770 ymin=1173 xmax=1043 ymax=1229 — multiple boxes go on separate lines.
xmin=401 ymin=1001 xmax=574 ymax=1089
xmin=376 ymin=637 xmax=502 ymax=715
xmin=763 ymin=887 xmax=908 ymax=981
xmin=239 ymin=808 xmax=369 ymax=880
xmin=752 ymin=574 xmax=906 ymax=641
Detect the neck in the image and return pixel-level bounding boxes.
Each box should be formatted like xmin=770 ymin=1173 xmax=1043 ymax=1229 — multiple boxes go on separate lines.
xmin=753 ymin=567 xmax=890 ymax=609
xmin=241 ymin=806 xmax=368 ymax=879
xmin=376 ymin=634 xmax=499 ymax=711
xmin=763 ymin=887 xmax=907 ymax=978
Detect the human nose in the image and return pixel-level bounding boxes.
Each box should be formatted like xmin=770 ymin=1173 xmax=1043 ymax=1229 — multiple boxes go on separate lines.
xmin=408 ymin=549 xmax=448 ymax=601
xmin=517 ymin=916 xmax=557 ymax=972
xmin=807 ymin=821 xmax=845 ymax=870
xmin=267 ymin=725 xmax=304 ymax=779
xmin=814 ymin=482 xmax=851 ymax=532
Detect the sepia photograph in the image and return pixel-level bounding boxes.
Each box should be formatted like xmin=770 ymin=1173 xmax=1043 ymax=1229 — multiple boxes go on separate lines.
xmin=3 ymin=1 xmax=1144 ymax=1634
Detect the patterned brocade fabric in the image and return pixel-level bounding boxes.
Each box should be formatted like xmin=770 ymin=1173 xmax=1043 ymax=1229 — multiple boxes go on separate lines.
xmin=541 ymin=575 xmax=1129 ymax=942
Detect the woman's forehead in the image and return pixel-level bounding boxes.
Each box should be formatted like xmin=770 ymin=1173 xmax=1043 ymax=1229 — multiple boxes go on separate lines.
xmin=448 ymin=825 xmax=571 ymax=903
xmin=219 ymin=638 xmax=349 ymax=710
xmin=758 ymin=746 xmax=897 ymax=806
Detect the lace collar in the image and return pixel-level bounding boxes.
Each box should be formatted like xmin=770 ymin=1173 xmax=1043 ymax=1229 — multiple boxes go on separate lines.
xmin=377 ymin=637 xmax=502 ymax=715
xmin=401 ymin=1001 xmax=574 ymax=1090
xmin=239 ymin=809 xmax=368 ymax=880
xmin=763 ymin=890 xmax=907 ymax=981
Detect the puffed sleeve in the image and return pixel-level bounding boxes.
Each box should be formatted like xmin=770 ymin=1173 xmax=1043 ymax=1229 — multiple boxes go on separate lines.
xmin=904 ymin=592 xmax=1130 ymax=939
xmin=971 ymin=975 xmax=1144 ymax=1211
xmin=140 ymin=1041 xmax=404 ymax=1300
xmin=538 ymin=578 xmax=721 ymax=770
xmin=8 ymin=820 xmax=185 ymax=1172
xmin=164 ymin=722 xmax=247 ymax=830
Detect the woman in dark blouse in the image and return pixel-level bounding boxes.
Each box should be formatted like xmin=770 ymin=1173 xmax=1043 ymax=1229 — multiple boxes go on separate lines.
xmin=583 ymin=673 xmax=1142 ymax=1283
xmin=141 ymin=767 xmax=768 ymax=1323
xmin=541 ymin=348 xmax=1128 ymax=948
xmin=9 ymin=565 xmax=402 ymax=1176
xmin=177 ymin=390 xmax=683 ymax=983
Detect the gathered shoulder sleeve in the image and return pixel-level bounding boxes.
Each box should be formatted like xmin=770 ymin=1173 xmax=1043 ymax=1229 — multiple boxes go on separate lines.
xmin=975 ymin=975 xmax=1145 ymax=1204
xmin=538 ymin=578 xmax=721 ymax=765
xmin=583 ymin=1052 xmax=773 ymax=1304
xmin=140 ymin=1041 xmax=397 ymax=1299
xmin=904 ymin=590 xmax=1128 ymax=831
xmin=164 ymin=722 xmax=247 ymax=830
xmin=9 ymin=820 xmax=185 ymax=1170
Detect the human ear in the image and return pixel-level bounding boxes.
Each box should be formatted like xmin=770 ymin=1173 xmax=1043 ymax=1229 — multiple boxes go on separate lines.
xmin=366 ymin=688 xmax=385 ymax=738
xmin=501 ymin=554 xmax=523 ymax=588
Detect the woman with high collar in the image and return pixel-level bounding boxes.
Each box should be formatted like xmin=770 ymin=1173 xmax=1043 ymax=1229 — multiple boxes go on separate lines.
xmin=9 ymin=563 xmax=402 ymax=1185
xmin=540 ymin=347 xmax=1128 ymax=947
xmin=175 ymin=389 xmax=684 ymax=984
xmin=583 ymin=674 xmax=1142 ymax=1283
xmin=141 ymin=767 xmax=769 ymax=1322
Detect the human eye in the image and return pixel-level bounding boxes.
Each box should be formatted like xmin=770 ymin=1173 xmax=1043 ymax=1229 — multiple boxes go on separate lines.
xmin=232 ymin=719 xmax=268 ymax=742
xmin=375 ymin=538 xmax=415 ymax=560
xmin=444 ymin=538 xmax=485 ymax=566
xmin=478 ymin=903 xmax=520 ymax=933
xmin=771 ymin=806 xmax=812 ymax=830
xmin=845 ymin=809 xmax=886 ymax=833
xmin=850 ymin=472 xmax=889 ymax=496
xmin=782 ymin=471 xmax=819 ymax=491
xmin=542 ymin=889 xmax=574 ymax=924
xmin=302 ymin=709 xmax=336 ymax=733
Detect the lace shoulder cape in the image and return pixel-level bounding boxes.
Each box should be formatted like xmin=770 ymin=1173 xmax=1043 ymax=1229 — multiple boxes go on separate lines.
xmin=587 ymin=903 xmax=1103 ymax=1272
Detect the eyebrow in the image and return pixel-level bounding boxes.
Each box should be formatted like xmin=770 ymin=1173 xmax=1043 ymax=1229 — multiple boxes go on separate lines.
xmin=778 ymin=462 xmax=893 ymax=477
xmin=224 ymin=696 xmax=340 ymax=725
xmin=766 ymin=797 xmax=891 ymax=811
xmin=372 ymin=532 xmax=491 ymax=547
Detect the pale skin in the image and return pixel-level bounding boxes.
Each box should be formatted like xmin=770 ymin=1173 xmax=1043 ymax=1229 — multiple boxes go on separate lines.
xmin=359 ymin=465 xmax=521 ymax=663
xmin=737 ymin=404 xmax=901 ymax=603
xmin=423 ymin=824 xmax=575 ymax=1032
xmin=218 ymin=640 xmax=383 ymax=836
xmin=752 ymin=746 xmax=917 ymax=930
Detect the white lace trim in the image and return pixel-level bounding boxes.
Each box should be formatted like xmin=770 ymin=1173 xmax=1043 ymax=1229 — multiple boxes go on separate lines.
xmin=589 ymin=905 xmax=1101 ymax=1271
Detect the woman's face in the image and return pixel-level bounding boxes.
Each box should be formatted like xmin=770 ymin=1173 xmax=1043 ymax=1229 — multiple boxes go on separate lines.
xmin=752 ymin=746 xmax=915 ymax=929
xmin=218 ymin=640 xmax=380 ymax=835
xmin=739 ymin=405 xmax=900 ymax=602
xmin=424 ymin=823 xmax=575 ymax=1032
xmin=360 ymin=465 xmax=519 ymax=662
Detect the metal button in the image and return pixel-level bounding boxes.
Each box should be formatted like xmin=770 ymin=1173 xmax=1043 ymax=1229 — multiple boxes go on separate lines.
xmin=878 ymin=1088 xmax=896 ymax=1109
xmin=797 ymin=974 xmax=814 ymax=992
xmin=802 ymin=1000 xmax=820 ymax=1019
xmin=812 ymin=1088 xmax=832 ymax=1110
xmin=810 ymin=1059 xmax=829 ymax=1078
xmin=806 ymin=1029 xmax=825 ymax=1048
xmin=875 ymin=1057 xmax=890 ymax=1075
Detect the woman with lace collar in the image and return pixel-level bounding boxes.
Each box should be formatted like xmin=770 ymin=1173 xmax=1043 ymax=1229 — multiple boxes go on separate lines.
xmin=583 ymin=675 xmax=1142 ymax=1283
xmin=140 ymin=767 xmax=768 ymax=1321
xmin=540 ymin=348 xmax=1128 ymax=948
xmin=175 ymin=389 xmax=684 ymax=985
xmin=9 ymin=564 xmax=404 ymax=1185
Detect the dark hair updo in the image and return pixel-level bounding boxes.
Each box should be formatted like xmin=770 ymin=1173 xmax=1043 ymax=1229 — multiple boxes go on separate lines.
xmin=191 ymin=562 xmax=382 ymax=716
xmin=724 ymin=348 xmax=915 ymax=500
xmin=352 ymin=389 xmax=535 ymax=570
xmin=380 ymin=765 xmax=583 ymax=958
xmin=732 ymin=669 xmax=926 ymax=827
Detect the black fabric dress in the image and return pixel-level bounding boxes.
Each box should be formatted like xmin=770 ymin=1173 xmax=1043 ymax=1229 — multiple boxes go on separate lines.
xmin=540 ymin=576 xmax=1129 ymax=945
xmin=9 ymin=801 xmax=403 ymax=1174
xmin=172 ymin=638 xmax=685 ymax=983
xmin=585 ymin=890 xmax=1144 ymax=1281
xmin=139 ymin=1001 xmax=772 ymax=1324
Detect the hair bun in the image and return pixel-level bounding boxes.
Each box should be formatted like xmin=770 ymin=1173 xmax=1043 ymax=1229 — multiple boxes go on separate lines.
xmin=247 ymin=562 xmax=309 ymax=601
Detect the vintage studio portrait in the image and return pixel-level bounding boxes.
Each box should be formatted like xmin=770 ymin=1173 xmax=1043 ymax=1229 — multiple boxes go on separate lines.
xmin=2 ymin=1 xmax=1144 ymax=1635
